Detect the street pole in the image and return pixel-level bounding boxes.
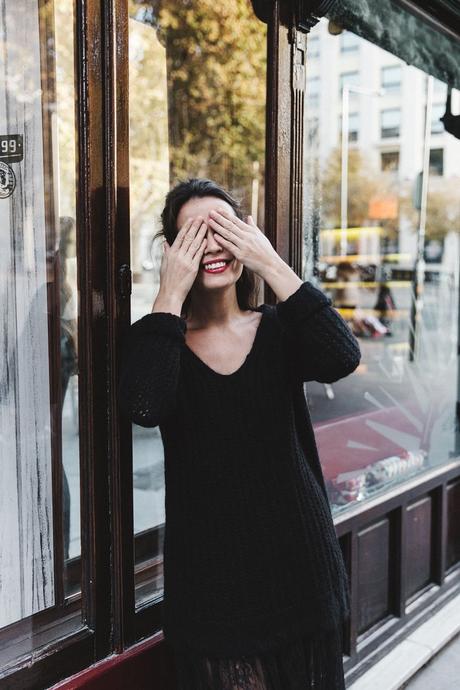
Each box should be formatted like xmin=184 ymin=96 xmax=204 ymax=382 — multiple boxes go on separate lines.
xmin=340 ymin=85 xmax=349 ymax=257
xmin=409 ymin=75 xmax=433 ymax=362
xmin=340 ymin=85 xmax=385 ymax=258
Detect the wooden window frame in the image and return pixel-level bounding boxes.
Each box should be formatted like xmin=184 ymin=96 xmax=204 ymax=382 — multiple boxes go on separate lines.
xmin=1 ymin=0 xmax=113 ymax=685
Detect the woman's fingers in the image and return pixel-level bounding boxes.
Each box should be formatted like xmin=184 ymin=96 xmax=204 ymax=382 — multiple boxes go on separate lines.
xmin=188 ymin=221 xmax=208 ymax=258
xmin=173 ymin=217 xmax=195 ymax=250
xmin=181 ymin=216 xmax=206 ymax=252
xmin=208 ymin=209 xmax=246 ymax=238
xmin=192 ymin=237 xmax=208 ymax=266
xmin=207 ymin=218 xmax=241 ymax=243
xmin=212 ymin=231 xmax=239 ymax=253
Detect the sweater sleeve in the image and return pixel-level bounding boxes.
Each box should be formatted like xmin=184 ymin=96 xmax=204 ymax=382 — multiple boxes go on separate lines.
xmin=118 ymin=311 xmax=186 ymax=428
xmin=275 ymin=280 xmax=361 ymax=383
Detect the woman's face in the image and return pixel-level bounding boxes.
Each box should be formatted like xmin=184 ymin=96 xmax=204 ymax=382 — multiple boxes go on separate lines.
xmin=176 ymin=195 xmax=244 ymax=290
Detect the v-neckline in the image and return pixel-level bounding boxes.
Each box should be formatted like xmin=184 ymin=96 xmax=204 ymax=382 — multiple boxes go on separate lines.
xmin=183 ymin=305 xmax=267 ymax=378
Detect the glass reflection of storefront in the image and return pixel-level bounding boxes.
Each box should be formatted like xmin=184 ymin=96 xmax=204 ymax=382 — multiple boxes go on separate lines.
xmin=0 ymin=0 xmax=81 ymax=658
xmin=303 ymin=17 xmax=460 ymax=517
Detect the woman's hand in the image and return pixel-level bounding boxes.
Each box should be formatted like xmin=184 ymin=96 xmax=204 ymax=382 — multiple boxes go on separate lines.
xmin=156 ymin=216 xmax=208 ymax=306
xmin=207 ymin=209 xmax=283 ymax=279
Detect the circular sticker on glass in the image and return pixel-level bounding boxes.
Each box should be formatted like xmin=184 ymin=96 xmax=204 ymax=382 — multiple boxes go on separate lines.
xmin=0 ymin=161 xmax=16 ymax=199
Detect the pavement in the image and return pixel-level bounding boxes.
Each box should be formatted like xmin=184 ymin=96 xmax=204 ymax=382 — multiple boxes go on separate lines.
xmin=348 ymin=594 xmax=460 ymax=690
xmin=402 ymin=632 xmax=460 ymax=689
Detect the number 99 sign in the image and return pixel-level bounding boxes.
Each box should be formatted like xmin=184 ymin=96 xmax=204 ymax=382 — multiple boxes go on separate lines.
xmin=0 ymin=135 xmax=23 ymax=164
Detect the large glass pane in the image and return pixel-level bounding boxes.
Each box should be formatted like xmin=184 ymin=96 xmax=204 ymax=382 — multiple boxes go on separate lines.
xmin=0 ymin=0 xmax=82 ymax=664
xmin=128 ymin=0 xmax=267 ymax=607
xmin=304 ymin=17 xmax=460 ymax=516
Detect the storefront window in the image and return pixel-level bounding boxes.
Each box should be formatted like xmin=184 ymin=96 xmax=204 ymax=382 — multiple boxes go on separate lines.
xmin=340 ymin=31 xmax=360 ymax=53
xmin=381 ymin=65 xmax=401 ymax=91
xmin=308 ymin=76 xmax=320 ymax=106
xmin=0 ymin=0 xmax=81 ymax=663
xmin=429 ymin=148 xmax=444 ymax=176
xmin=381 ymin=151 xmax=399 ymax=172
xmin=304 ymin=17 xmax=460 ymax=516
xmin=340 ymin=70 xmax=360 ymax=93
xmin=128 ymin=0 xmax=267 ymax=607
xmin=339 ymin=112 xmax=359 ymax=142
xmin=381 ymin=108 xmax=401 ymax=138
xmin=308 ymin=35 xmax=320 ymax=58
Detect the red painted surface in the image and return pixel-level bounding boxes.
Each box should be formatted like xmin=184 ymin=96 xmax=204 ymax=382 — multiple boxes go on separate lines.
xmin=49 ymin=632 xmax=177 ymax=690
xmin=315 ymin=400 xmax=432 ymax=480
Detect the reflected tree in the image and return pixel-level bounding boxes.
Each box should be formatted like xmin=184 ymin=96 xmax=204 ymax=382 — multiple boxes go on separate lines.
xmin=129 ymin=0 xmax=267 ymax=214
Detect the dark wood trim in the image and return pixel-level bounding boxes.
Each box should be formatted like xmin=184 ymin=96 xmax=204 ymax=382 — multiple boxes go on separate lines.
xmin=1 ymin=0 xmax=112 ymax=685
xmin=103 ymin=0 xmax=136 ymax=652
xmin=289 ymin=23 xmax=307 ymax=276
xmin=0 ymin=606 xmax=84 ymax=678
xmin=1 ymin=631 xmax=95 ymax=690
xmin=263 ymin=1 xmax=311 ymax=297
xmin=432 ymin=483 xmax=447 ymax=585
xmin=345 ymin=573 xmax=460 ymax=684
xmin=394 ymin=0 xmax=460 ymax=40
xmin=74 ymin=0 xmax=112 ymax=661
xmin=107 ymin=0 xmax=169 ymax=649
xmin=334 ymin=461 xmax=460 ymax=683
xmin=349 ymin=529 xmax=359 ymax=656
xmin=109 ymin=0 xmax=145 ymax=648
xmin=264 ymin=0 xmax=294 ymax=304
xmin=393 ymin=504 xmax=406 ymax=618
xmin=50 ymin=631 xmax=177 ymax=690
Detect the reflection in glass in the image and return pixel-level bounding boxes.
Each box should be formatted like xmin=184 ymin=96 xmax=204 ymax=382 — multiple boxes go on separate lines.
xmin=0 ymin=0 xmax=81 ymax=658
xmin=304 ymin=18 xmax=460 ymax=515
xmin=431 ymin=103 xmax=446 ymax=134
xmin=128 ymin=0 xmax=267 ymax=606
xmin=381 ymin=108 xmax=401 ymax=138
xmin=381 ymin=65 xmax=401 ymax=91
xmin=340 ymin=30 xmax=360 ymax=53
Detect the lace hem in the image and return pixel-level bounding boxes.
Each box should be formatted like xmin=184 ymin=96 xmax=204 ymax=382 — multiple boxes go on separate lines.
xmin=172 ymin=624 xmax=346 ymax=690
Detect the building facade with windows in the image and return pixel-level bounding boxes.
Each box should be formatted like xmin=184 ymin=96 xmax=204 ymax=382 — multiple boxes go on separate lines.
xmin=1 ymin=0 xmax=459 ymax=688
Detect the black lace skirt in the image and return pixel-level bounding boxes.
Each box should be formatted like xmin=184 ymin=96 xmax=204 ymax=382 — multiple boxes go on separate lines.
xmin=173 ymin=624 xmax=346 ymax=690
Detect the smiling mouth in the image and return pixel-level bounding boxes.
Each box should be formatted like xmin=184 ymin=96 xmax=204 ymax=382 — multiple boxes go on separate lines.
xmin=201 ymin=259 xmax=232 ymax=273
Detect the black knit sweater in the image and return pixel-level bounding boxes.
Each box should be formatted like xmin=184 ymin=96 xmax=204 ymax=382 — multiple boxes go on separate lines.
xmin=119 ymin=280 xmax=361 ymax=664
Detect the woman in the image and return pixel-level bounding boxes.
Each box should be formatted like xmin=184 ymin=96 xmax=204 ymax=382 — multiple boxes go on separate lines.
xmin=119 ymin=178 xmax=361 ymax=689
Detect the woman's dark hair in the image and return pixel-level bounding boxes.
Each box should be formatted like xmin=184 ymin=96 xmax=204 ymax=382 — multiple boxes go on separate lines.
xmin=154 ymin=178 xmax=260 ymax=317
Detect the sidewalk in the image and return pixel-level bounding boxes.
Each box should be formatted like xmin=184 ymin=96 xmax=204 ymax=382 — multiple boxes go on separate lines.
xmin=348 ymin=592 xmax=460 ymax=690
xmin=402 ymin=632 xmax=460 ymax=689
